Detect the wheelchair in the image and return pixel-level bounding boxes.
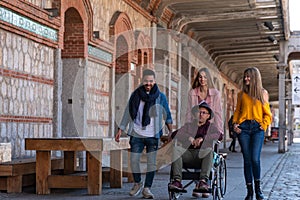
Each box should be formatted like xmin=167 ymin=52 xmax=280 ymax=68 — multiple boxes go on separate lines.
xmin=168 ymin=141 xmax=227 ymax=200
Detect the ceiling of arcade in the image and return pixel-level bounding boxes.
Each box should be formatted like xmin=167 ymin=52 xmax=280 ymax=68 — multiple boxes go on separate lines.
xmin=130 ymin=0 xmax=289 ymax=102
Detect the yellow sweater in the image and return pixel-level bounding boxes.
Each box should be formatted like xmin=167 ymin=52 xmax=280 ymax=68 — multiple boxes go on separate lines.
xmin=233 ymin=92 xmax=272 ymax=131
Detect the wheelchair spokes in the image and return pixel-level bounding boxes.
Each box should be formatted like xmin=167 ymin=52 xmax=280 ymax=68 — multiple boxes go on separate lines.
xmin=212 ymin=153 xmax=227 ymax=200
xmin=219 ymin=156 xmax=227 ymax=197
xmin=212 ymin=176 xmax=218 ymax=200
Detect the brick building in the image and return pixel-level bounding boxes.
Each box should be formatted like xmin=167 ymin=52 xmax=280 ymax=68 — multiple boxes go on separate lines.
xmin=0 ymin=0 xmax=238 ymax=160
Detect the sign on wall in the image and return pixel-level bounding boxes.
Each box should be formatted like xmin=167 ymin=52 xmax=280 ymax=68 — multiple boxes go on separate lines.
xmin=292 ymin=74 xmax=300 ymax=105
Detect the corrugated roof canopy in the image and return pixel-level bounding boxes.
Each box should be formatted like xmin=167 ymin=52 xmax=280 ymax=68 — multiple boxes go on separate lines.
xmin=131 ymin=0 xmax=289 ymax=101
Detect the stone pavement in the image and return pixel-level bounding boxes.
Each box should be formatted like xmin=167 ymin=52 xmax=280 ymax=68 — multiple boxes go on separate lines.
xmin=266 ymin=139 xmax=300 ymax=200
xmin=1 ymin=138 xmax=300 ymax=200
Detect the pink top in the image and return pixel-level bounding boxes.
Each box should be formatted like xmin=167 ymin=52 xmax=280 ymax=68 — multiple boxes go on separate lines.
xmin=185 ymin=88 xmax=224 ymax=136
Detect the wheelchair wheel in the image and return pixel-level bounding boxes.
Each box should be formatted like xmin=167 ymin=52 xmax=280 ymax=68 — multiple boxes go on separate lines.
xmin=211 ymin=176 xmax=219 ymax=200
xmin=212 ymin=169 xmax=223 ymax=200
xmin=219 ymin=157 xmax=227 ymax=197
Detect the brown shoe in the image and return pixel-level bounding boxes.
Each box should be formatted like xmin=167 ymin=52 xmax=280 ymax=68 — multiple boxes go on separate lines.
xmin=168 ymin=180 xmax=183 ymax=190
xmin=192 ymin=190 xmax=201 ymax=198
xmin=202 ymin=193 xmax=210 ymax=198
xmin=197 ymin=179 xmax=209 ymax=192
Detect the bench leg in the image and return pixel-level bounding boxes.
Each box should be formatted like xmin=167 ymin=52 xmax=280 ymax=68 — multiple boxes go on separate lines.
xmin=7 ymin=175 xmax=22 ymax=193
xmin=110 ymin=150 xmax=122 ymax=188
xmin=127 ymin=150 xmax=134 ymax=183
xmin=64 ymin=151 xmax=76 ymax=174
xmin=87 ymin=151 xmax=102 ymax=195
xmin=36 ymin=151 xmax=51 ymax=194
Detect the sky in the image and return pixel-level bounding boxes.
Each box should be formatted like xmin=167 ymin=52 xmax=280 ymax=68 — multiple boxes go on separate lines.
xmin=289 ymin=0 xmax=300 ymax=31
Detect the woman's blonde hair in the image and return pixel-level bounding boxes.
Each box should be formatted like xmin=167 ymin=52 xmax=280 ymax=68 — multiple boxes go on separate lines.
xmin=192 ymin=67 xmax=215 ymax=89
xmin=242 ymin=67 xmax=266 ymax=104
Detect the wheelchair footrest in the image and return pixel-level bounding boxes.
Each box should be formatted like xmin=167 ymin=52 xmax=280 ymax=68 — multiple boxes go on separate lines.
xmin=193 ymin=188 xmax=212 ymax=193
xmin=168 ymin=188 xmax=187 ymax=193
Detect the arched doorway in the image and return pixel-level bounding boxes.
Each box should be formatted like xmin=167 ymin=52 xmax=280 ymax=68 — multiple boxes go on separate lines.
xmin=115 ymin=35 xmax=131 ymax=120
xmin=135 ymin=30 xmax=152 ymax=88
xmin=109 ymin=12 xmax=134 ymax=134
xmin=61 ymin=8 xmax=85 ymax=137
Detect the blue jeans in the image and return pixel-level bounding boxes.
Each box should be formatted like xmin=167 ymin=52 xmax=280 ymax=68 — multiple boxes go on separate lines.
xmin=129 ymin=136 xmax=159 ymax=188
xmin=237 ymin=120 xmax=264 ymax=184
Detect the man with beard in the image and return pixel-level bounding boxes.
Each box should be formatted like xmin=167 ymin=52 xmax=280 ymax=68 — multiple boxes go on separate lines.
xmin=168 ymin=101 xmax=222 ymax=198
xmin=115 ymin=69 xmax=173 ymax=199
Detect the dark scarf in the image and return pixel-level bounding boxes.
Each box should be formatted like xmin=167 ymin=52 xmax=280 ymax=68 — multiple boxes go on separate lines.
xmin=129 ymin=84 xmax=160 ymax=127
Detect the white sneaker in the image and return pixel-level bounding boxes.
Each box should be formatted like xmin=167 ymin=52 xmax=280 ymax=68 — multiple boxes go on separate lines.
xmin=129 ymin=182 xmax=143 ymax=196
xmin=142 ymin=187 xmax=154 ymax=199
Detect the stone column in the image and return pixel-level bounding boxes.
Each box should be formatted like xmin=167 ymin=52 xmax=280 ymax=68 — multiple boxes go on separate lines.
xmin=177 ymin=42 xmax=182 ymax=127
xmin=110 ymin=63 xmax=116 ymax=137
xmin=53 ymin=49 xmax=62 ymax=138
xmin=287 ymin=96 xmax=293 ymax=145
xmin=285 ymin=82 xmax=293 ymax=145
xmin=151 ymin=23 xmax=157 ymax=65
xmin=166 ymin=34 xmax=172 ymax=99
xmin=180 ymin=46 xmax=190 ymax=125
xmin=277 ymin=63 xmax=287 ymax=153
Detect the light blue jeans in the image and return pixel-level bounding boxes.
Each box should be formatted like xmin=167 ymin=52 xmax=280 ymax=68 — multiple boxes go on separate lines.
xmin=129 ymin=136 xmax=159 ymax=188
xmin=237 ymin=120 xmax=264 ymax=184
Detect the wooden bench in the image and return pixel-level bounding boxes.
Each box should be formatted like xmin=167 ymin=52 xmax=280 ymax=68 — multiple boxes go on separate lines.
xmin=25 ymin=137 xmax=130 ymax=195
xmin=0 ymin=157 xmax=63 ymax=193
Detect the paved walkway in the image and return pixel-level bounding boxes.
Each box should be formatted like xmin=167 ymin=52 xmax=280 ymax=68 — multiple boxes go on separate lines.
xmin=266 ymin=140 xmax=300 ymax=200
xmin=1 ymin=137 xmax=300 ymax=200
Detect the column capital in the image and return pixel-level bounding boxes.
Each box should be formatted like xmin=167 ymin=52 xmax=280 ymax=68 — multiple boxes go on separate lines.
xmin=277 ymin=63 xmax=288 ymax=73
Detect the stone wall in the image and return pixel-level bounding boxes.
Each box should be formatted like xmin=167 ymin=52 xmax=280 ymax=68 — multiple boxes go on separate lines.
xmin=91 ymin=0 xmax=151 ymax=41
xmin=25 ymin=0 xmax=52 ymax=8
xmin=0 ymin=143 xmax=11 ymax=163
xmin=86 ymin=61 xmax=110 ymax=137
xmin=0 ymin=29 xmax=54 ymax=158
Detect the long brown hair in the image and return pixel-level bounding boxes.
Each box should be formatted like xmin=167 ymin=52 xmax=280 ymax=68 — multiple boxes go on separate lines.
xmin=242 ymin=67 xmax=266 ymax=104
xmin=192 ymin=67 xmax=215 ymax=89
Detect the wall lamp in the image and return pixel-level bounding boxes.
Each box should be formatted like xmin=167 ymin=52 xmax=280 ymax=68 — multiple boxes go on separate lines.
xmin=93 ymin=31 xmax=100 ymax=39
xmin=268 ymin=35 xmax=278 ymax=44
xmin=44 ymin=8 xmax=59 ymax=18
xmin=264 ymin=21 xmax=275 ymax=31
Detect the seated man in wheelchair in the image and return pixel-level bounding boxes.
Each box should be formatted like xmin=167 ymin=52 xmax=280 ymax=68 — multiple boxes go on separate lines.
xmin=168 ymin=101 xmax=223 ymax=198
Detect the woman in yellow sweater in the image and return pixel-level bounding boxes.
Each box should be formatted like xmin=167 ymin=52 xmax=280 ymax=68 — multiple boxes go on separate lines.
xmin=233 ymin=67 xmax=272 ymax=200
